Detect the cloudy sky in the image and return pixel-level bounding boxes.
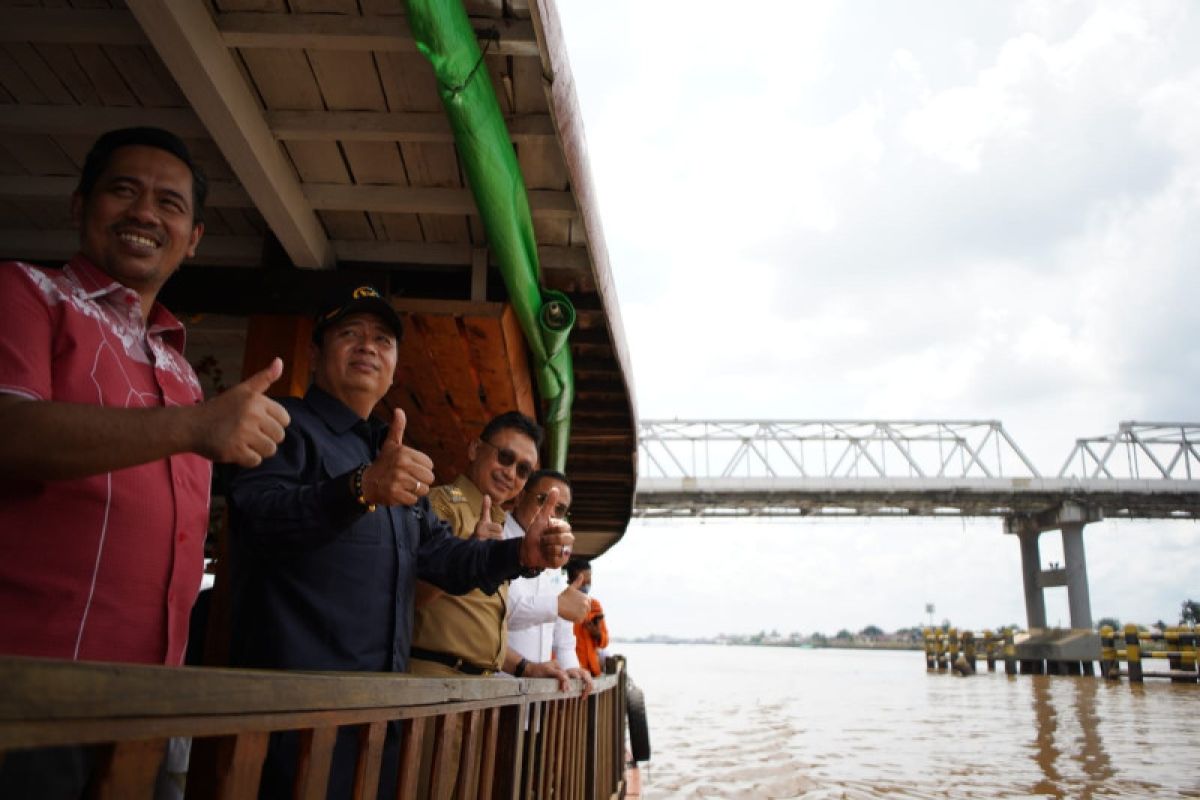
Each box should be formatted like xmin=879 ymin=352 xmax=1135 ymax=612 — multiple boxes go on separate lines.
xmin=553 ymin=0 xmax=1200 ymax=638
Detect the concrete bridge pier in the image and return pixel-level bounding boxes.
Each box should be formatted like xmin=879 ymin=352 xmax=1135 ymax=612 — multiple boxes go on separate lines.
xmin=1006 ymin=502 xmax=1100 ymax=629
xmin=1005 ymin=502 xmax=1102 ymax=673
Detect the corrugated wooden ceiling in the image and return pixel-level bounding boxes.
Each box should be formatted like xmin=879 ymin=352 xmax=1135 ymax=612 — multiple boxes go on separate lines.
xmin=0 ymin=0 xmax=636 ymax=556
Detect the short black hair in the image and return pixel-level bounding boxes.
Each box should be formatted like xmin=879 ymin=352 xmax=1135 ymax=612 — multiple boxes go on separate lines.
xmin=566 ymin=558 xmax=591 ymax=582
xmin=525 ymin=468 xmax=570 ymax=495
xmin=481 ymin=411 xmax=544 ymax=448
xmin=77 ymin=127 xmax=208 ymax=224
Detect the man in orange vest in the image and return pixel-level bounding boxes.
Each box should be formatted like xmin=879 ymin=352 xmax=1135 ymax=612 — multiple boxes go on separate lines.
xmin=568 ymin=558 xmax=609 ymax=676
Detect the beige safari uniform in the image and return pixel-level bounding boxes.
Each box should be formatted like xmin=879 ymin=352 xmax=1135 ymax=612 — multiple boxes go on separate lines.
xmin=409 ymin=474 xmax=510 ymax=676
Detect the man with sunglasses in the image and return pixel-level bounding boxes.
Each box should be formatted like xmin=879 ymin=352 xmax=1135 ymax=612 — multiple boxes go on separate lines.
xmin=226 ymin=298 xmax=572 ymax=799
xmin=504 ymin=469 xmax=594 ymax=694
xmin=409 ymin=411 xmax=548 ymax=679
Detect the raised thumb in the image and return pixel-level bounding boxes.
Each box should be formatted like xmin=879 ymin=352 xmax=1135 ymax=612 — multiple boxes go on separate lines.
xmin=242 ymin=357 xmax=283 ymax=394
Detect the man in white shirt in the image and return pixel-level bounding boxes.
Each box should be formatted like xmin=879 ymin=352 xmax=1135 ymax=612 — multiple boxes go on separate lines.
xmin=503 ymin=469 xmax=594 ymax=694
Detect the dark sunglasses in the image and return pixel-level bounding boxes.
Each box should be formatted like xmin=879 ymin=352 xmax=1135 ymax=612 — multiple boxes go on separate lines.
xmin=480 ymin=439 xmax=534 ymax=480
xmin=534 ymin=492 xmax=571 ymax=520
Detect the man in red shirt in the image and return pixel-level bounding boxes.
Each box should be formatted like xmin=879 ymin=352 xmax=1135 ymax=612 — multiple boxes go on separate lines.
xmin=0 ymin=127 xmax=290 ymax=794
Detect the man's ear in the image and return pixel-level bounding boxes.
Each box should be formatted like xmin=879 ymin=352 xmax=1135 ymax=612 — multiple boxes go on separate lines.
xmin=467 ymin=438 xmax=481 ymax=462
xmin=185 ymin=222 xmax=204 ymax=259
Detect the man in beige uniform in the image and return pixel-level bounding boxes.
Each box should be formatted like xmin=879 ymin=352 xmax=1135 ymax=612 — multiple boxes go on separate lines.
xmin=409 ymin=411 xmax=543 ymax=676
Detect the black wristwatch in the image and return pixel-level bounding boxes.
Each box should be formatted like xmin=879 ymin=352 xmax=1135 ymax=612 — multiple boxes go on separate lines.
xmin=514 ymin=658 xmax=528 ymax=677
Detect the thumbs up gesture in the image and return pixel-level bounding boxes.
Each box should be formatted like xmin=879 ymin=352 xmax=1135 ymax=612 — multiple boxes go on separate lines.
xmin=472 ymin=494 xmax=503 ymax=540
xmin=519 ymin=486 xmax=575 ymax=571
xmin=193 ymin=357 xmax=291 ymax=467
xmin=557 ymin=571 xmax=590 ymax=622
xmin=360 ymin=408 xmax=435 ymax=507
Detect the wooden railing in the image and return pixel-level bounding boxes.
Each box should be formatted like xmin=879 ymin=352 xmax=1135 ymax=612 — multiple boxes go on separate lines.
xmin=0 ymin=655 xmax=629 ymax=799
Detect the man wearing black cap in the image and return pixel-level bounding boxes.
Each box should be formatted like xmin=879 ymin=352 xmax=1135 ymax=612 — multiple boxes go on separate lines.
xmin=227 ymin=285 xmax=573 ymax=798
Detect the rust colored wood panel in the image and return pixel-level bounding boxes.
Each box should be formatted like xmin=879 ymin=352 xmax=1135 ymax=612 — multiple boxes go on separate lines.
xmin=242 ymin=314 xmax=314 ymax=397
xmin=342 ymin=140 xmax=406 ymax=185
xmin=2 ymin=133 xmax=75 ymax=176
xmin=72 ymin=44 xmax=137 ymax=106
xmin=390 ymin=316 xmax=468 ymax=480
xmin=396 ymin=716 xmax=427 ymax=800
xmin=284 ymin=140 xmax=348 ymax=184
xmin=498 ymin=304 xmax=536 ymax=417
xmin=4 ymin=42 xmax=72 ymax=104
xmin=352 ymin=721 xmax=386 ymax=800
xmin=318 ymin=209 xmax=374 ymax=240
xmin=91 ymin=738 xmax=167 ymax=800
xmin=240 ymin=48 xmax=323 ymax=110
xmin=376 ymin=52 xmax=440 ymax=112
xmin=461 ymin=314 xmax=518 ymax=421
xmin=293 ymin=726 xmax=337 ymax=800
xmin=409 ymin=314 xmax=487 ymax=432
xmin=308 ymin=50 xmax=385 ymax=112
xmin=408 ymin=311 xmax=472 ymax=431
xmin=103 ymin=45 xmax=187 ymax=107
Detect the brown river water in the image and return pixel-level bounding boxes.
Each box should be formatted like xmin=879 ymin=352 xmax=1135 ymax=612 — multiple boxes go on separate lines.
xmin=616 ymin=642 xmax=1199 ymax=799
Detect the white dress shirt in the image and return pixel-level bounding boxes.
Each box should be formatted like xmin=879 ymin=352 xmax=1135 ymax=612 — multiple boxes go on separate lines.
xmin=503 ymin=513 xmax=581 ymax=669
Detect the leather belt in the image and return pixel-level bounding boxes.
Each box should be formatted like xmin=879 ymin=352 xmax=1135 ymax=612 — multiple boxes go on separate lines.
xmin=410 ymin=647 xmax=495 ymax=676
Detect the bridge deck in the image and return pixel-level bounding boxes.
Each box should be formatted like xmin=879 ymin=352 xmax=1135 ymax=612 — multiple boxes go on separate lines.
xmin=634 ymin=477 xmax=1200 ymax=519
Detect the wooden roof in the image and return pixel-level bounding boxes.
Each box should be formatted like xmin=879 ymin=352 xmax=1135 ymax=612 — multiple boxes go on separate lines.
xmin=0 ymin=0 xmax=637 ymax=557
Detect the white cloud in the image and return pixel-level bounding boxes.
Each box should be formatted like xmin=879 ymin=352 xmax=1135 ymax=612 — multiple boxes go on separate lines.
xmin=556 ymin=0 xmax=1200 ymax=635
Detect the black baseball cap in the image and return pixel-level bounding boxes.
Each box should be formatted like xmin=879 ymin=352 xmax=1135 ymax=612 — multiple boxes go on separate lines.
xmin=312 ymin=285 xmax=403 ymax=343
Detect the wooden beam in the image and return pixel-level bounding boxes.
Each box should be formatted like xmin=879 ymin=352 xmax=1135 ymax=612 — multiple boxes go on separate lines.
xmin=0 ymin=105 xmax=207 ymax=138
xmin=305 ymin=184 xmax=576 ymax=218
xmin=217 ymin=13 xmax=538 ymax=57
xmin=126 ymin=0 xmax=333 ymax=269
xmin=0 ymin=176 xmax=252 ymax=208
xmin=0 ymin=228 xmax=262 ymax=267
xmin=264 ymin=109 xmax=554 ymax=143
xmin=1 ymin=8 xmax=145 ymax=46
xmin=334 ymin=240 xmax=588 ymax=270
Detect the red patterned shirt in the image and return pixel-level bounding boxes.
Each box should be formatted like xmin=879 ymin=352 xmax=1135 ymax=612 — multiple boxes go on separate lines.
xmin=0 ymin=255 xmax=211 ymax=665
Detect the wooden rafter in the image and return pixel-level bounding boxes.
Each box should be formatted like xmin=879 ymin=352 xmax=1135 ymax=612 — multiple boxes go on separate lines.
xmin=124 ymin=0 xmax=333 ymax=269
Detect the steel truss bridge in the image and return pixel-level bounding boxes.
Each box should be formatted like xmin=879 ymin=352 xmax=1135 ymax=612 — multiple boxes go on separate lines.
xmin=634 ymin=420 xmax=1200 ymax=521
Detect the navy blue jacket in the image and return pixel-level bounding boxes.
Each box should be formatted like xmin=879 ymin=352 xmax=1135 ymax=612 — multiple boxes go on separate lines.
xmin=227 ymin=386 xmax=524 ymax=673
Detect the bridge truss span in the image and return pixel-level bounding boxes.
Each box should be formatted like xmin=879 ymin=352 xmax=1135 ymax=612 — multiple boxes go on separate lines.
xmin=635 ymin=419 xmax=1200 ymax=520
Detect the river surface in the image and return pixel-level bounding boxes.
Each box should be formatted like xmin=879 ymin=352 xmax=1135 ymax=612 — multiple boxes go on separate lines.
xmin=616 ymin=642 xmax=1199 ymax=799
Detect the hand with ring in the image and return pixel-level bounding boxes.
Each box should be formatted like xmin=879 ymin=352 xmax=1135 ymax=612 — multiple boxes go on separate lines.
xmin=360 ymin=409 xmax=435 ymax=508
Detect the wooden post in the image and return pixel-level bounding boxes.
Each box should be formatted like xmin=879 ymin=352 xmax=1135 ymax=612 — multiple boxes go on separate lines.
xmin=984 ymin=629 xmax=997 ymax=672
xmin=923 ymin=628 xmax=935 ymax=670
xmin=1003 ymin=628 xmax=1017 ymax=676
xmin=1124 ymin=624 xmax=1143 ymax=683
xmin=934 ymin=629 xmax=947 ymax=671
